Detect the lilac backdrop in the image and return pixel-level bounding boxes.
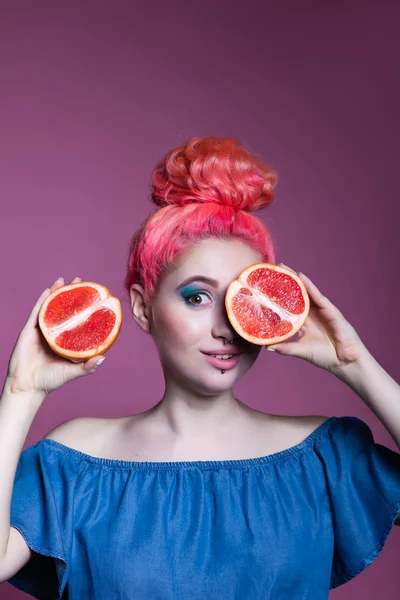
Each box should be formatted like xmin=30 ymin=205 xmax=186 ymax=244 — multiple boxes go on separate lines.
xmin=1 ymin=1 xmax=399 ymax=598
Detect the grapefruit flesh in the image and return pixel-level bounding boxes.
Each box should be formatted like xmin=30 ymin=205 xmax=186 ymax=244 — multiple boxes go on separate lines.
xmin=39 ymin=282 xmax=122 ymax=360
xmin=225 ymin=263 xmax=310 ymax=345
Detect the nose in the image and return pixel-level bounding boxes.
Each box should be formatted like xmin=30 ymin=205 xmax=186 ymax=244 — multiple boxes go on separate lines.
xmin=217 ymin=333 xmax=239 ymax=346
xmin=211 ymin=307 xmax=239 ymax=345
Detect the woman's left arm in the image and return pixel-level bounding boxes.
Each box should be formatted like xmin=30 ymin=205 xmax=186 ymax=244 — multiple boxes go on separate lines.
xmin=267 ymin=267 xmax=400 ymax=450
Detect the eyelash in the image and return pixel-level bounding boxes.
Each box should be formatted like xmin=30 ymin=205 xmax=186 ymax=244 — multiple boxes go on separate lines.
xmin=184 ymin=291 xmax=212 ymax=306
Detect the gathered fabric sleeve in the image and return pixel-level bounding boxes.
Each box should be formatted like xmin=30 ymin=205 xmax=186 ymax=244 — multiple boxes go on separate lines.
xmin=315 ymin=416 xmax=400 ymax=589
xmin=8 ymin=440 xmax=80 ymax=599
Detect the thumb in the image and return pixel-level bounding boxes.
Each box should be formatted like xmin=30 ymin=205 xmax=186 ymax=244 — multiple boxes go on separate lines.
xmin=68 ymin=355 xmax=105 ymax=373
xmin=266 ymin=343 xmax=305 ymax=357
xmin=85 ymin=355 xmax=106 ymax=370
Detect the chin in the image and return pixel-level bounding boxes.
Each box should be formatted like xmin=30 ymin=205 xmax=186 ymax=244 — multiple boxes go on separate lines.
xmin=186 ymin=373 xmax=235 ymax=394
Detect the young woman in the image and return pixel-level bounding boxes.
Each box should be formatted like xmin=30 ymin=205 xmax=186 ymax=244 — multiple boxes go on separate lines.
xmin=1 ymin=137 xmax=400 ymax=599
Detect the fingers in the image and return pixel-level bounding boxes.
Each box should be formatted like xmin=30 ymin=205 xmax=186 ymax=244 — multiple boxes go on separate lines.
xmin=298 ymin=273 xmax=343 ymax=322
xmin=49 ymin=277 xmax=65 ymax=292
xmin=49 ymin=276 xmax=82 ymax=293
xmin=297 ymin=272 xmax=328 ymax=309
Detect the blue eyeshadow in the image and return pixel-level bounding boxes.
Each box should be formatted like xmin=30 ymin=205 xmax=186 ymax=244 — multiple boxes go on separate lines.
xmin=179 ymin=285 xmax=199 ymax=298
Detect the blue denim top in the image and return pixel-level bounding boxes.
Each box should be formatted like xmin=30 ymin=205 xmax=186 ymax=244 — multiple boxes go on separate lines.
xmin=8 ymin=415 xmax=400 ymax=599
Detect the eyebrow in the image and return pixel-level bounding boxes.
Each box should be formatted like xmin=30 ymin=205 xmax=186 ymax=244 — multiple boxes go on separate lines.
xmin=176 ymin=275 xmax=219 ymax=289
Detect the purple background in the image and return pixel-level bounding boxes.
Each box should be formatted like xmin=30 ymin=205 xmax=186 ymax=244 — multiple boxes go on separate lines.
xmin=1 ymin=1 xmax=399 ymax=597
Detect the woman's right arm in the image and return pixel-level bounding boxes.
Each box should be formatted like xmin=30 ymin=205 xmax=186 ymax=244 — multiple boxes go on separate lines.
xmin=0 ymin=381 xmax=45 ymax=582
xmin=0 ymin=276 xmax=105 ymax=582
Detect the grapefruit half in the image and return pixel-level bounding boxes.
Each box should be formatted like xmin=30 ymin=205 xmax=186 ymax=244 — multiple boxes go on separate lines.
xmin=38 ymin=281 xmax=122 ymax=360
xmin=225 ymin=263 xmax=310 ymax=345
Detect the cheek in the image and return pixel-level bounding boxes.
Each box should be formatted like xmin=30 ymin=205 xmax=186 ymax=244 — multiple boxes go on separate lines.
xmin=156 ymin=306 xmax=205 ymax=350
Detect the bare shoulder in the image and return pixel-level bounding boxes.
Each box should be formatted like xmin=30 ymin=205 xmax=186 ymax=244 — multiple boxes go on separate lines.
xmin=249 ymin=406 xmax=330 ymax=430
xmin=276 ymin=414 xmax=330 ymax=432
xmin=249 ymin=411 xmax=331 ymax=452
xmin=295 ymin=414 xmax=331 ymax=430
xmin=43 ymin=416 xmax=123 ymax=455
xmin=276 ymin=414 xmax=331 ymax=444
xmin=43 ymin=416 xmax=105 ymax=442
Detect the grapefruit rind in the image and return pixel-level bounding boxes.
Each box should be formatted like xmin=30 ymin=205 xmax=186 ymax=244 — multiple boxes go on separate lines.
xmin=38 ymin=281 xmax=122 ymax=360
xmin=225 ymin=263 xmax=310 ymax=345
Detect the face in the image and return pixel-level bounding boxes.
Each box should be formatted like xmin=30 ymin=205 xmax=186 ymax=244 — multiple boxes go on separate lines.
xmin=131 ymin=238 xmax=263 ymax=396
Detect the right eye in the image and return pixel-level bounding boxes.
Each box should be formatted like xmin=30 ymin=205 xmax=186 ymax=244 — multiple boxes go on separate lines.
xmin=184 ymin=291 xmax=212 ymax=306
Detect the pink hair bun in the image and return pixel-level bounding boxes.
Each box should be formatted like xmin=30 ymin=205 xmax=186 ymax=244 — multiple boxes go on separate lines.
xmin=150 ymin=136 xmax=277 ymax=213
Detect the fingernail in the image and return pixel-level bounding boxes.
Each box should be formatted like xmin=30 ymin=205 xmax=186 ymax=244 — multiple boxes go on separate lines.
xmin=267 ymin=348 xmax=276 ymax=352
xmin=96 ymin=357 xmax=105 ymax=366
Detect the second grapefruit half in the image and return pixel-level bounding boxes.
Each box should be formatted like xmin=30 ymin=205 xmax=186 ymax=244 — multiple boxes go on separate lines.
xmin=225 ymin=263 xmax=310 ymax=345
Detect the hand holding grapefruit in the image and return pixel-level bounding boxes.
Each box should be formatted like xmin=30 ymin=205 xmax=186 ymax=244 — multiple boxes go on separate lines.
xmin=225 ymin=263 xmax=310 ymax=345
xmin=5 ymin=277 xmax=121 ymax=399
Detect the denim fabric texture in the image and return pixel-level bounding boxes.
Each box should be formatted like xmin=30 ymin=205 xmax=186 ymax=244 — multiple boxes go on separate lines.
xmin=8 ymin=416 xmax=400 ymax=599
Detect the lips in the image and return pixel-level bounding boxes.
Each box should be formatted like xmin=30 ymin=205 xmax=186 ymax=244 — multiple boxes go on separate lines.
xmin=202 ymin=348 xmax=242 ymax=356
xmin=201 ymin=352 xmax=241 ymax=370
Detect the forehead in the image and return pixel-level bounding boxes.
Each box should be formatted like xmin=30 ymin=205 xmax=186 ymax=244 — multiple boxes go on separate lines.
xmin=166 ymin=238 xmax=263 ymax=288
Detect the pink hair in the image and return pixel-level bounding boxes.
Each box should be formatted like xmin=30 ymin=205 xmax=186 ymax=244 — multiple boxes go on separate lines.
xmin=124 ymin=137 xmax=278 ymax=305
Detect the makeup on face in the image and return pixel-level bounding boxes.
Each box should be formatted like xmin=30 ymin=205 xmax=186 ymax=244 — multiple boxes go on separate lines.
xmin=176 ymin=276 xmax=221 ymax=307
xmin=179 ymin=284 xmax=213 ymax=307
xmin=176 ymin=275 xmax=219 ymax=290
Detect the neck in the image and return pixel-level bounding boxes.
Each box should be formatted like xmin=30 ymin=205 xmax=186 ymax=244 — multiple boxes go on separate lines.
xmin=148 ymin=378 xmax=248 ymax=439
